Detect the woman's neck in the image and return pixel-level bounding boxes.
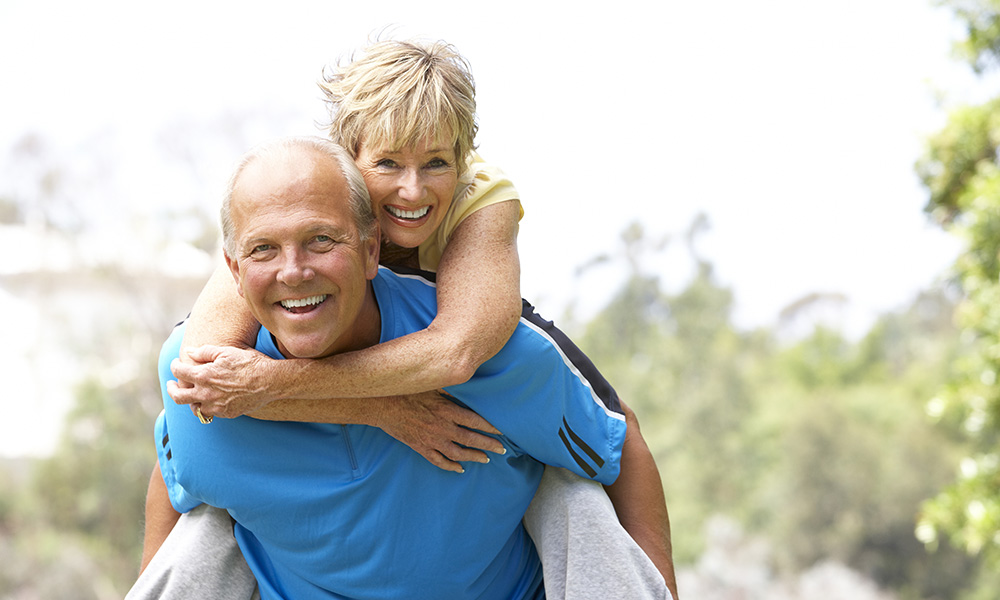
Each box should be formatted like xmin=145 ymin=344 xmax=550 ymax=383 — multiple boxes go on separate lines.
xmin=379 ymin=241 xmax=421 ymax=270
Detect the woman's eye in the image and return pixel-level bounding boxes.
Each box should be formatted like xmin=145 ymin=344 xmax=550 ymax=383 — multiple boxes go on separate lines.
xmin=376 ymin=159 xmax=397 ymax=168
xmin=426 ymin=158 xmax=449 ymax=169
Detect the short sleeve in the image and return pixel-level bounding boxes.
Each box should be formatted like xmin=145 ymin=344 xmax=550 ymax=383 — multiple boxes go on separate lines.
xmin=154 ymin=324 xmax=204 ymax=514
xmin=418 ymin=152 xmax=523 ymax=271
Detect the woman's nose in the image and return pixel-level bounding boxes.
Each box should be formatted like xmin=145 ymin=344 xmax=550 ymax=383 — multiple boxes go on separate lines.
xmin=397 ymin=169 xmax=424 ymax=203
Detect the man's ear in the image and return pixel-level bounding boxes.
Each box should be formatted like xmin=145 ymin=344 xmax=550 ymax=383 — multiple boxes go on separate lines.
xmin=223 ymin=251 xmax=245 ymax=297
xmin=364 ymin=224 xmax=381 ymax=281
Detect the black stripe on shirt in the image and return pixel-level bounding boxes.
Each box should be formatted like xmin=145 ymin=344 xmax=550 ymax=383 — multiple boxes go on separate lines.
xmin=562 ymin=417 xmax=605 ymax=469
xmin=382 ymin=265 xmax=622 ymax=418
xmin=559 ymin=428 xmax=598 ymax=478
xmin=519 ymin=300 xmax=622 ymax=416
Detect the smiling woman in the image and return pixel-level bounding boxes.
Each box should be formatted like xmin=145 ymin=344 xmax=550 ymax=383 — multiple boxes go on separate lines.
xmin=355 ymin=139 xmax=459 ymax=251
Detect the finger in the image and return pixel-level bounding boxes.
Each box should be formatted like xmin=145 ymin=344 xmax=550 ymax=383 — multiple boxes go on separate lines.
xmin=167 ymin=379 xmax=198 ymax=405
xmin=170 ymin=359 xmax=197 ymax=383
xmin=430 ymin=399 xmax=501 ymax=435
xmin=420 ymin=449 xmax=465 ymax=473
xmin=451 ymin=411 xmax=501 ymax=436
xmin=185 ymin=344 xmax=223 ymax=364
xmin=452 ymin=429 xmax=506 ymax=455
xmin=439 ymin=444 xmax=491 ymax=465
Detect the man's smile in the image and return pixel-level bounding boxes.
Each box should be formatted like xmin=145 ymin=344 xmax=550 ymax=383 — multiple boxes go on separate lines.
xmin=279 ymin=294 xmax=328 ymax=313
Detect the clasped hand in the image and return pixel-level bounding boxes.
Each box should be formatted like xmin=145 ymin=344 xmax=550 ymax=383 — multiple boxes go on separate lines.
xmin=168 ymin=345 xmax=271 ymax=419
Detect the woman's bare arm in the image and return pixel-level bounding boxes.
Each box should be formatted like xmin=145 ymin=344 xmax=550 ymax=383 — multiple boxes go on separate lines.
xmin=170 ymin=200 xmax=522 ymax=415
xmin=181 ymin=263 xmax=259 ymax=353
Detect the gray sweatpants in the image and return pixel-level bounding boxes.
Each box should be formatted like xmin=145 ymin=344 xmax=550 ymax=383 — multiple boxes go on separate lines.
xmin=125 ymin=503 xmax=259 ymax=600
xmin=126 ymin=466 xmax=670 ymax=599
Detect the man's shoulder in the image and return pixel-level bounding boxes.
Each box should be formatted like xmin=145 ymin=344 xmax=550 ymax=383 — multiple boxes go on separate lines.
xmin=374 ymin=265 xmax=439 ymax=303
xmin=377 ymin=264 xmax=438 ymax=285
xmin=158 ymin=322 xmax=186 ymax=381
xmin=372 ymin=266 xmax=439 ymax=340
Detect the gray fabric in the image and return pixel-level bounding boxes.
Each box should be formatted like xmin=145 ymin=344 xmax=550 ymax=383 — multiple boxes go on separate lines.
xmin=125 ymin=504 xmax=258 ymax=600
xmin=524 ymin=465 xmax=671 ymax=600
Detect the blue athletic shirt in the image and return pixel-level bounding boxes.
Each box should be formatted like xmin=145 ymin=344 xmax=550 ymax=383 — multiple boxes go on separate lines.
xmin=155 ymin=266 xmax=626 ymax=600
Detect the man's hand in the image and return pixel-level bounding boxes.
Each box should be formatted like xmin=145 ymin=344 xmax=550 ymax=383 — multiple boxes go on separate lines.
xmin=376 ymin=391 xmax=506 ymax=473
xmin=169 ymin=345 xmax=274 ymax=418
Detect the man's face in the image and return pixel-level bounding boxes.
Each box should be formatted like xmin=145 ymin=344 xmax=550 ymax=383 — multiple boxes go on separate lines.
xmin=225 ymin=149 xmax=380 ymax=359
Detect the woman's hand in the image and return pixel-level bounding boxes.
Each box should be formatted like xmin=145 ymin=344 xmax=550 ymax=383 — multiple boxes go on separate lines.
xmin=168 ymin=345 xmax=275 ymax=418
xmin=376 ymin=391 xmax=506 ymax=473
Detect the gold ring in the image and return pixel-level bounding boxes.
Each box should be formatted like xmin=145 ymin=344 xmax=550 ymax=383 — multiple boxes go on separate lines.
xmin=196 ymin=406 xmax=213 ymax=425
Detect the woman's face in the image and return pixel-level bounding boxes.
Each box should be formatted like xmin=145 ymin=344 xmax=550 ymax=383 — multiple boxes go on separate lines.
xmin=355 ymin=138 xmax=459 ymax=249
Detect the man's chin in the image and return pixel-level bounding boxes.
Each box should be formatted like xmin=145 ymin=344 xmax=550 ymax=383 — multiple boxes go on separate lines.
xmin=273 ymin=334 xmax=336 ymax=360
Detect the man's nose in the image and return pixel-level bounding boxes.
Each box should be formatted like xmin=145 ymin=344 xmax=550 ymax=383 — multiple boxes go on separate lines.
xmin=276 ymin=250 xmax=315 ymax=286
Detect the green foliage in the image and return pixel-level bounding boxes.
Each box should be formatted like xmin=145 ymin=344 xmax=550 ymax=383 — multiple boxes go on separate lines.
xmin=938 ymin=0 xmax=1000 ymax=72
xmin=26 ymin=367 xmax=160 ymax=594
xmin=575 ymin=220 xmax=983 ymax=597
xmin=918 ymin=0 xmax=1000 ymax=573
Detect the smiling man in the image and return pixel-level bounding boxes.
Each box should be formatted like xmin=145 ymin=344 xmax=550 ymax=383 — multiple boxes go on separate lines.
xmin=219 ymin=137 xmax=381 ymax=361
xmin=133 ymin=137 xmax=671 ymax=600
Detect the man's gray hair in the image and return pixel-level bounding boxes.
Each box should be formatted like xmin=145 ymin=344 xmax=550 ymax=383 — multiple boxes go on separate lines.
xmin=220 ymin=137 xmax=375 ymax=258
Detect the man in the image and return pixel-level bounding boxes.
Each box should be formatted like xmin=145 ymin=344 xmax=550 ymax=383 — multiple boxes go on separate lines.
xmin=133 ymin=137 xmax=675 ymax=599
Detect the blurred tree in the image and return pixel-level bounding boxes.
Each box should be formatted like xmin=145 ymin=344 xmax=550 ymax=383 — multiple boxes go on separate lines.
xmin=917 ymin=0 xmax=1000 ymax=570
xmin=751 ymin=287 xmax=978 ymax=599
xmin=574 ymin=218 xmax=759 ymax=563
xmin=574 ymin=217 xmax=980 ymax=596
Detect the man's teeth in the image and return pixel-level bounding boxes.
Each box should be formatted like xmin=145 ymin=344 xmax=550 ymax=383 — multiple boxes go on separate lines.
xmin=387 ymin=206 xmax=430 ymax=220
xmin=280 ymin=295 xmax=327 ymax=309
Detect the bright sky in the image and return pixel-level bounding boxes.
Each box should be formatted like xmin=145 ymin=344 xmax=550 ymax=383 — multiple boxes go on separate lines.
xmin=0 ymin=0 xmax=985 ymax=456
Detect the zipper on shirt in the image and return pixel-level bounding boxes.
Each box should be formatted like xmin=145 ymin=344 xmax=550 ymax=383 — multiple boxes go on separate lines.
xmin=340 ymin=425 xmax=362 ymax=479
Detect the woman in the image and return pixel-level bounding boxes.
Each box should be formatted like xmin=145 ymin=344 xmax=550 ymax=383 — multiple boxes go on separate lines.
xmin=163 ymin=39 xmax=676 ymax=599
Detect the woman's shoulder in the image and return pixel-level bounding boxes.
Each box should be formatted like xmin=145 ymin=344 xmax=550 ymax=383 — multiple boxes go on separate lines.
xmin=454 ymin=151 xmax=520 ymax=212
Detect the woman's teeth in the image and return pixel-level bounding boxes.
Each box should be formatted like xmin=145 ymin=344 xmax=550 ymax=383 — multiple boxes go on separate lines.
xmin=387 ymin=206 xmax=430 ymax=220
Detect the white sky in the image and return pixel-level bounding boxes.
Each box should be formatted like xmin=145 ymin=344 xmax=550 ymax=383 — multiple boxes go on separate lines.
xmin=0 ymin=0 xmax=987 ymax=456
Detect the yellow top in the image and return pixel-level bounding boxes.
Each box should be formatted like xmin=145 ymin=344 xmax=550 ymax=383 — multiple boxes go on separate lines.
xmin=417 ymin=152 xmax=523 ymax=271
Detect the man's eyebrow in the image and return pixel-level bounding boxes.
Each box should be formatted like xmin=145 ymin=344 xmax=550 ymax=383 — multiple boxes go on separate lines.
xmin=240 ymin=236 xmax=271 ymax=252
xmin=241 ymin=224 xmax=350 ymax=250
xmin=301 ymin=223 xmax=351 ymax=237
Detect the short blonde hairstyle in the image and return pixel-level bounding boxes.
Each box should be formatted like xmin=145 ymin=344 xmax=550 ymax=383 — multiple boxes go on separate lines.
xmin=319 ymin=39 xmax=478 ymax=175
xmin=220 ymin=137 xmax=375 ymax=258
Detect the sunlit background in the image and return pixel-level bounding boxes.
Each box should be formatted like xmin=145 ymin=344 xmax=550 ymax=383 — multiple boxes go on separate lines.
xmin=2 ymin=0 xmax=997 ymax=598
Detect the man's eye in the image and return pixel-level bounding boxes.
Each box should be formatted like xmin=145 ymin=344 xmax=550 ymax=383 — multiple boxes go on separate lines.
xmin=315 ymin=235 xmax=333 ymax=243
xmin=250 ymin=244 xmax=272 ymax=255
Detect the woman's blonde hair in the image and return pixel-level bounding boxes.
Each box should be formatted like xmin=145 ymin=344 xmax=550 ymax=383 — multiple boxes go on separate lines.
xmin=319 ymin=39 xmax=478 ymax=175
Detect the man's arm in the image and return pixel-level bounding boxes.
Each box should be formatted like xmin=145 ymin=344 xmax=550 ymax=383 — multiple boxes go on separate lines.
xmin=140 ymin=462 xmax=182 ymax=573
xmin=604 ymin=400 xmax=678 ymax=599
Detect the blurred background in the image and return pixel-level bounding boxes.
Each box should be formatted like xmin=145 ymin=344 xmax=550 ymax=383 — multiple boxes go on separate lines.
xmin=2 ymin=0 xmax=1000 ymax=598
